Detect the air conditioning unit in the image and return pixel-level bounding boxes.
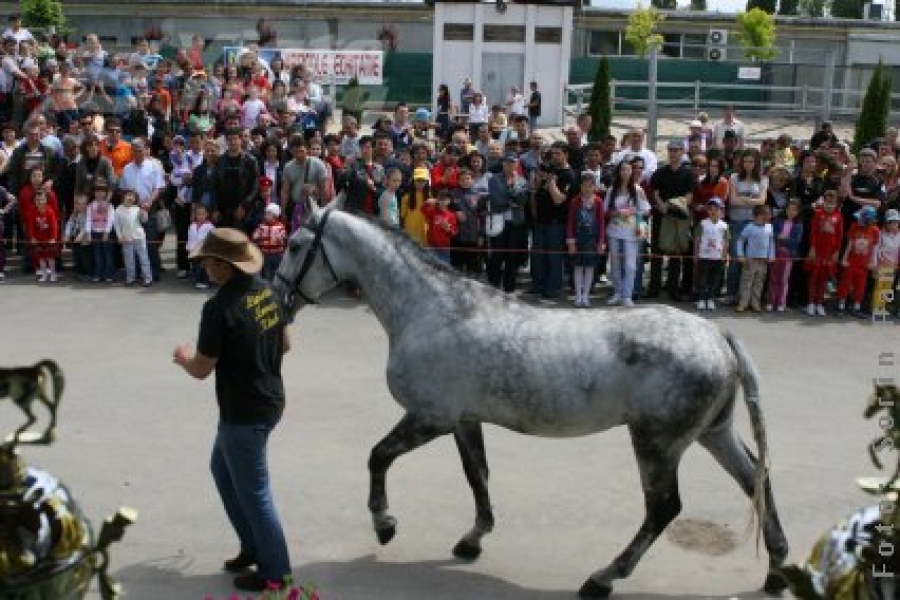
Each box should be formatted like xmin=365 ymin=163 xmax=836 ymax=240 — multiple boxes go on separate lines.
xmin=707 ymin=29 xmax=728 ymax=61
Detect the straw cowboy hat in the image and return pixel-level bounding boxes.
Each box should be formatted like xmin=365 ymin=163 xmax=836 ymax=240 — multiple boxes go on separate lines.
xmin=189 ymin=227 xmax=263 ymax=274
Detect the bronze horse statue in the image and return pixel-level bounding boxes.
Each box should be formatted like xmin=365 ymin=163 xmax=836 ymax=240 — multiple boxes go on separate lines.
xmin=0 ymin=359 xmax=64 ymax=447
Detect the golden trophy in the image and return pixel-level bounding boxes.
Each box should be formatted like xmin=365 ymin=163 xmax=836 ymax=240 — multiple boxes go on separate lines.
xmin=0 ymin=360 xmax=137 ymax=599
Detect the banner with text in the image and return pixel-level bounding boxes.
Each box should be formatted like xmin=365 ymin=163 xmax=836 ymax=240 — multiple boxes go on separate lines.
xmin=223 ymin=48 xmax=384 ymax=85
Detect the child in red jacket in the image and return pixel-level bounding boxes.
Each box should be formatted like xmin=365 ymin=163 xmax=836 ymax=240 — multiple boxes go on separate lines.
xmin=806 ymin=190 xmax=843 ymax=316
xmin=836 ymin=206 xmax=879 ymax=316
xmin=26 ymin=190 xmax=59 ymax=282
xmin=253 ymin=203 xmax=288 ymax=281
xmin=421 ymin=190 xmax=458 ymax=264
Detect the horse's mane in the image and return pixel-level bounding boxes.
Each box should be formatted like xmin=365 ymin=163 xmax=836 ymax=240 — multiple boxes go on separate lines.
xmin=341 ymin=209 xmax=465 ymax=276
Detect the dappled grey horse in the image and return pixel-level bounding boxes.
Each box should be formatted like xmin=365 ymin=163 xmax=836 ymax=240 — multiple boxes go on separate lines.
xmin=272 ymin=206 xmax=789 ymax=598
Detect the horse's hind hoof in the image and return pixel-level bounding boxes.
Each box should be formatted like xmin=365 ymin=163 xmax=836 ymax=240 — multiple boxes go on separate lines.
xmin=452 ymin=539 xmax=481 ymax=561
xmin=763 ymin=571 xmax=788 ymax=595
xmin=375 ymin=524 xmax=396 ymax=545
xmin=578 ymin=578 xmax=612 ymax=599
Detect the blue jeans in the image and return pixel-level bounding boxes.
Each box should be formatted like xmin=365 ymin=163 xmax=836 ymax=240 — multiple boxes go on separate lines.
xmin=726 ymin=220 xmax=750 ymax=298
xmin=210 ymin=421 xmax=291 ymax=584
xmin=530 ymin=223 xmax=565 ymax=298
xmin=121 ymin=239 xmax=152 ymax=284
xmin=91 ymin=232 xmax=114 ymax=280
xmin=609 ymin=237 xmax=640 ymax=301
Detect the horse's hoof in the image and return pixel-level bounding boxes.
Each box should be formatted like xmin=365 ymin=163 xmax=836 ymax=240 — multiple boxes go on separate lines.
xmin=763 ymin=571 xmax=788 ymax=595
xmin=452 ymin=539 xmax=482 ymax=561
xmin=375 ymin=523 xmax=396 ymax=545
xmin=578 ymin=578 xmax=612 ymax=599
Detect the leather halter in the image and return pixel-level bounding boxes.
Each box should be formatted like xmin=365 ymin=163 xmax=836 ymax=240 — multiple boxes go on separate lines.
xmin=276 ymin=210 xmax=339 ymax=309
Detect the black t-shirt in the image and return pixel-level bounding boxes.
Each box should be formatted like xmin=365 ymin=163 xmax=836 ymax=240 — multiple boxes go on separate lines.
xmin=650 ymin=164 xmax=694 ymax=201
xmin=535 ymin=166 xmax=576 ymax=225
xmin=198 ymin=273 xmax=287 ymax=426
xmin=843 ymin=172 xmax=883 ymax=227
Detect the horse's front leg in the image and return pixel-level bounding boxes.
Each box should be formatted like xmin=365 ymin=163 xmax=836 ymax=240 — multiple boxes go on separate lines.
xmin=452 ymin=421 xmax=494 ymax=560
xmin=368 ymin=412 xmax=454 ymax=545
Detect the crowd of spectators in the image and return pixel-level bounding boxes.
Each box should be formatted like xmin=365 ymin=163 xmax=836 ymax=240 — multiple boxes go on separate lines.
xmin=0 ymin=16 xmax=896 ymax=319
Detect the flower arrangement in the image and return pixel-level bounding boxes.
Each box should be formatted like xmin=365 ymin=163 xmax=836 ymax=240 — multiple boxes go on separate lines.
xmin=204 ymin=577 xmax=320 ymax=600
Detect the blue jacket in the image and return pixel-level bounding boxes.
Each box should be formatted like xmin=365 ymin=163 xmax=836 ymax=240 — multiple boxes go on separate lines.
xmin=772 ymin=217 xmax=803 ymax=256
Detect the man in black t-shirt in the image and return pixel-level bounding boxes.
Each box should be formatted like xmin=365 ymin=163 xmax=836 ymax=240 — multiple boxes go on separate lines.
xmin=530 ymin=141 xmax=576 ymax=299
xmin=842 ymin=148 xmax=884 ymax=237
xmin=173 ymin=228 xmax=292 ymax=593
xmin=649 ymin=141 xmax=695 ymax=300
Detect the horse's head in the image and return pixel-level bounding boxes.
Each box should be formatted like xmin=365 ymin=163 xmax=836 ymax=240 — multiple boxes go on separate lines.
xmin=273 ymin=204 xmax=343 ymax=317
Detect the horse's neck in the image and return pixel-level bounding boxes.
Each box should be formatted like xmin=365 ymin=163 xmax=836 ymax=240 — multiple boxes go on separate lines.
xmin=336 ymin=219 xmax=446 ymax=332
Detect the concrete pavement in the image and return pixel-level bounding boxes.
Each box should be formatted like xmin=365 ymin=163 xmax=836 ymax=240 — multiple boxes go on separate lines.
xmin=0 ymin=250 xmax=895 ymax=599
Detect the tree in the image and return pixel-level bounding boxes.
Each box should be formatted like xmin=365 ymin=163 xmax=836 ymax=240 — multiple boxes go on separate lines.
xmin=778 ymin=0 xmax=799 ymax=15
xmin=746 ymin=0 xmax=777 ymax=12
xmin=651 ymin=0 xmax=677 ymax=9
xmin=831 ymin=0 xmax=864 ymax=19
xmin=587 ymin=55 xmax=612 ymax=143
xmin=21 ymin=0 xmax=67 ymax=32
xmin=853 ymin=61 xmax=892 ymax=153
xmin=798 ymin=0 xmax=827 ymax=17
xmin=690 ymin=0 xmax=707 ymax=10
xmin=625 ymin=4 xmax=665 ymax=59
xmin=735 ymin=8 xmax=778 ymax=60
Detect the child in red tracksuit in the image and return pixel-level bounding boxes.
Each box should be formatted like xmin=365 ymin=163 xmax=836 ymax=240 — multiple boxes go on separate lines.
xmin=806 ymin=190 xmax=843 ymax=316
xmin=421 ymin=190 xmax=458 ymax=264
xmin=836 ymin=206 xmax=879 ymax=316
xmin=253 ymin=203 xmax=288 ymax=281
xmin=26 ymin=190 xmax=59 ymax=283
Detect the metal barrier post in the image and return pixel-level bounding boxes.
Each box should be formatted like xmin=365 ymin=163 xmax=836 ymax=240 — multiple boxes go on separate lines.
xmin=647 ymin=47 xmax=659 ymax=151
xmin=610 ymin=79 xmax=616 ymax=113
xmin=694 ymin=80 xmax=700 ymax=111
xmin=822 ymin=50 xmax=836 ymax=123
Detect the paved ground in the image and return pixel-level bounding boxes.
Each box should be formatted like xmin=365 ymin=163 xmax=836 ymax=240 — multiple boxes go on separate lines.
xmin=0 ymin=243 xmax=895 ymax=600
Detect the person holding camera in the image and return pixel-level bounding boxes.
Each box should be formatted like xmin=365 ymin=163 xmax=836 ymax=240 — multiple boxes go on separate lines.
xmin=529 ymin=141 xmax=576 ymax=300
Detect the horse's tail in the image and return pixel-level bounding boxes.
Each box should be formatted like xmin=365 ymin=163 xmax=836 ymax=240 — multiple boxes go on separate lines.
xmin=724 ymin=331 xmax=768 ymax=549
xmin=35 ymin=359 xmax=64 ymax=412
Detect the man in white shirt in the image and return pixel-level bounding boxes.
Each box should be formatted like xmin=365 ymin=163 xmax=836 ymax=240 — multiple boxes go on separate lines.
xmin=119 ymin=138 xmax=166 ymax=279
xmin=1 ymin=14 xmax=34 ymax=55
xmin=712 ymin=105 xmax=745 ymax=150
xmin=613 ymin=128 xmax=657 ymax=177
xmin=506 ymin=86 xmax=526 ymax=118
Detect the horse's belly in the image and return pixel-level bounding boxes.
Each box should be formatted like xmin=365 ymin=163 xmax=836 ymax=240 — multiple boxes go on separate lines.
xmin=466 ymin=390 xmax=627 ymax=438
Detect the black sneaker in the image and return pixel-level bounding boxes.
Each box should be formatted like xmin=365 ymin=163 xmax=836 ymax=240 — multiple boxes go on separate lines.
xmin=835 ymin=306 xmax=846 ymax=317
xmin=224 ymin=551 xmax=257 ymax=573
xmin=233 ymin=573 xmax=268 ymax=592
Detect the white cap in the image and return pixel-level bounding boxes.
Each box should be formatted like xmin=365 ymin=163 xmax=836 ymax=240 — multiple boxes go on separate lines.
xmin=265 ymin=203 xmax=281 ymax=217
xmin=689 ymin=120 xmax=703 ymax=128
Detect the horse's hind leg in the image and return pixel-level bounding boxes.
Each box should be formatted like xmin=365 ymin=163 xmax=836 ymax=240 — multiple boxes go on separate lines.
xmin=368 ymin=412 xmax=454 ymax=545
xmin=579 ymin=427 xmax=685 ymax=599
xmin=451 ymin=421 xmax=494 ymax=560
xmin=699 ymin=426 xmax=789 ymax=594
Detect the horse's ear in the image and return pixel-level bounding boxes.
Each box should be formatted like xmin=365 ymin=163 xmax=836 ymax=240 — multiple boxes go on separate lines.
xmin=326 ymin=190 xmax=346 ymax=212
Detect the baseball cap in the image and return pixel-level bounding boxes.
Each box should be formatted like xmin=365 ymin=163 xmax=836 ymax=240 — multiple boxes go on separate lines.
xmin=259 ymin=176 xmax=273 ymax=188
xmin=172 ymin=135 xmax=186 ymax=145
xmin=708 ymin=197 xmax=724 ymax=208
xmin=855 ymin=206 xmax=877 ymax=222
xmin=264 ymin=203 xmax=281 ymax=217
xmin=885 ymin=209 xmax=900 ymax=222
xmin=502 ymin=152 xmax=519 ymax=163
